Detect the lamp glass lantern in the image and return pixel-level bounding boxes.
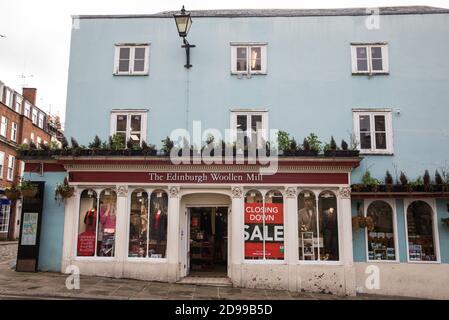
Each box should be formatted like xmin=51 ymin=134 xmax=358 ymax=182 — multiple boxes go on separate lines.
xmin=174 ymin=7 xmax=192 ymax=38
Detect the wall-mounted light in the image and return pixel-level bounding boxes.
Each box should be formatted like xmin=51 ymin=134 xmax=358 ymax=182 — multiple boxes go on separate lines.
xmin=173 ymin=6 xmax=195 ymax=69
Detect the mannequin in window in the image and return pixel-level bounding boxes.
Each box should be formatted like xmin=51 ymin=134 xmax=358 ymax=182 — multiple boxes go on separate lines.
xmin=100 ymin=202 xmax=116 ymax=234
xmin=321 ymin=207 xmax=338 ymax=260
xmin=84 ymin=208 xmax=97 ymax=232
xmin=298 ymin=197 xmax=316 ymax=233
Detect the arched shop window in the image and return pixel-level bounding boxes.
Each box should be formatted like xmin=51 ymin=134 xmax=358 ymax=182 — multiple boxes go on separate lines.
xmin=298 ymin=190 xmax=318 ymax=260
xmin=129 ymin=189 xmax=149 ymax=257
xmin=97 ymin=189 xmax=117 ymax=257
xmin=148 ymin=190 xmax=168 ymax=258
xmin=366 ymin=201 xmax=396 ymax=261
xmin=244 ymin=190 xmax=284 ymax=260
xmin=77 ymin=189 xmax=98 ymax=257
xmin=318 ymin=191 xmax=339 ymax=261
xmin=406 ymin=201 xmax=437 ymax=262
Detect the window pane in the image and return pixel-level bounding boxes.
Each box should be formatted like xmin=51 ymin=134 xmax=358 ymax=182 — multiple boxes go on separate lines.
xmin=298 ymin=191 xmax=318 ymax=261
xmin=119 ymin=60 xmax=130 ymax=72
xmin=149 ymin=190 xmax=168 ymax=258
xmin=367 ymin=201 xmax=395 ymax=261
xmin=360 ymin=132 xmax=372 ymax=149
xmin=264 ymin=190 xmax=284 ymax=260
xmin=134 ymin=59 xmax=145 ymax=72
xmin=236 ymin=48 xmax=247 ymax=71
xmin=236 ymin=115 xmax=247 ymax=132
xmin=250 ymin=47 xmax=261 ymax=71
xmin=375 ymin=133 xmax=387 ymax=149
xmin=359 ymin=115 xmax=370 ymax=132
xmin=134 ymin=48 xmax=145 ymax=60
xmin=131 ymin=115 xmax=141 ymax=131
xmin=371 ymin=47 xmax=382 ymax=59
xmin=356 ymin=47 xmax=367 ymax=58
xmin=407 ymin=201 xmax=436 ymax=261
xmin=97 ymin=189 xmax=117 ymax=257
xmin=116 ymin=115 xmax=127 ymax=131
xmin=374 ymin=115 xmax=385 ymax=131
xmin=244 ymin=190 xmax=264 ymax=260
xmin=129 ymin=190 xmax=148 ymax=257
xmin=130 ymin=133 xmax=141 ymax=143
xmin=318 ymin=192 xmax=339 ymax=261
xmin=77 ymin=190 xmax=97 ymax=257
xmin=237 ymin=47 xmax=247 ymax=59
xmin=357 ymin=59 xmax=368 ymax=71
xmin=120 ymin=47 xmax=130 ymax=59
xmin=371 ymin=59 xmax=383 ymax=71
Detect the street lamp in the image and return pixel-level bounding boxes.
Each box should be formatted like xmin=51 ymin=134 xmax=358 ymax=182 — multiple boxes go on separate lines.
xmin=173 ymin=6 xmax=195 ymax=69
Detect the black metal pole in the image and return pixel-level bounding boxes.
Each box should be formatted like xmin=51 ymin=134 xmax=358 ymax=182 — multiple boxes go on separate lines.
xmin=182 ymin=37 xmax=195 ymax=69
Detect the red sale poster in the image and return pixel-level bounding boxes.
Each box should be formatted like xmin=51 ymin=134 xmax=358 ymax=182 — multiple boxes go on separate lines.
xmin=77 ymin=230 xmax=96 ymax=256
xmin=244 ymin=202 xmax=284 ymax=260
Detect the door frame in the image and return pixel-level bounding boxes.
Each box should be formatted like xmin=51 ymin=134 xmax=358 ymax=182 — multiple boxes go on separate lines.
xmin=184 ymin=204 xmax=230 ymax=277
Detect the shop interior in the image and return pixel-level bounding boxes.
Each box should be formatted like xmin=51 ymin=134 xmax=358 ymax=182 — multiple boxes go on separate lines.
xmin=189 ymin=207 xmax=228 ymax=276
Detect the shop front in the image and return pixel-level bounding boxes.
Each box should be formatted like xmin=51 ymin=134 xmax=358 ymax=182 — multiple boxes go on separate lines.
xmin=25 ymin=156 xmax=361 ymax=295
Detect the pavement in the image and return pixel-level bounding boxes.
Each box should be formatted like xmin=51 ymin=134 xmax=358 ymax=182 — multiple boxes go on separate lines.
xmin=0 ymin=242 xmax=414 ymax=300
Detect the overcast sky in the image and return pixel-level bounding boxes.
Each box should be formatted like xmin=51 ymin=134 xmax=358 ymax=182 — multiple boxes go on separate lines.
xmin=1 ymin=0 xmax=448 ymax=128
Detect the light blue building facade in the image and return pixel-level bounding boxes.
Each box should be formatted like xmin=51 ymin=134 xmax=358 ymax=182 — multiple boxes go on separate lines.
xmin=23 ymin=7 xmax=449 ymax=298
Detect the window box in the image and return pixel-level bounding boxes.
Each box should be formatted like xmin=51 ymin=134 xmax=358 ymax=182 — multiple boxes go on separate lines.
xmin=283 ymin=150 xmax=319 ymax=157
xmin=324 ymin=150 xmax=360 ymax=157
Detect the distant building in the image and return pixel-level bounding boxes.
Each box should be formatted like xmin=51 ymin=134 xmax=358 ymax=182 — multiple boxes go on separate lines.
xmin=0 ymin=80 xmax=52 ymax=240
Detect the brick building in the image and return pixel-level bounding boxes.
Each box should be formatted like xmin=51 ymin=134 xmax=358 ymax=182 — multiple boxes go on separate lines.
xmin=0 ymin=80 xmax=51 ymax=240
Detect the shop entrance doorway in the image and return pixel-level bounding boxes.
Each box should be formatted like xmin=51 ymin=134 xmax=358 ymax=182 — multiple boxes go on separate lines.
xmin=188 ymin=207 xmax=228 ymax=277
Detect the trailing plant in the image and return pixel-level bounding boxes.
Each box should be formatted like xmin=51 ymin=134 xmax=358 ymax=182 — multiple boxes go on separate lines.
xmin=341 ymin=140 xmax=348 ymax=151
xmin=277 ymin=130 xmax=291 ymax=152
xmin=306 ymin=133 xmax=322 ymax=153
xmin=54 ymin=177 xmax=74 ymax=204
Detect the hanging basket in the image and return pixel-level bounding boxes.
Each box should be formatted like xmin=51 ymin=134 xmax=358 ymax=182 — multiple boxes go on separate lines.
xmin=56 ymin=187 xmax=75 ymax=199
xmin=21 ymin=187 xmax=39 ymax=198
xmin=4 ymin=189 xmax=21 ymax=201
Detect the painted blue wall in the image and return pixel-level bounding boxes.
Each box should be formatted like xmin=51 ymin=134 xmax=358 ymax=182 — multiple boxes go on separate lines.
xmin=24 ymin=172 xmax=66 ymax=272
xmin=436 ymin=199 xmax=449 ymax=263
xmin=65 ymin=13 xmax=449 ymax=183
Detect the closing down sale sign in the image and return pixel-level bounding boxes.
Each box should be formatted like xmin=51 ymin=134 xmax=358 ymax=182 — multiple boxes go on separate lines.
xmin=244 ymin=202 xmax=284 ymax=259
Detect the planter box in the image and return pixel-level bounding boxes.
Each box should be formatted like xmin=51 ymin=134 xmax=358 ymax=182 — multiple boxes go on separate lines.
xmin=324 ymin=150 xmax=360 ymax=157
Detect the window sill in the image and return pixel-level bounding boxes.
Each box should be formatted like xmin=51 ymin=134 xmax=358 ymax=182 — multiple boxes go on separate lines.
xmin=352 ymin=72 xmax=389 ymax=76
xmin=406 ymin=260 xmax=441 ymax=264
xmin=359 ymin=151 xmax=393 ymax=156
xmin=297 ymin=260 xmax=342 ymax=266
xmin=366 ymin=259 xmax=400 ymax=264
xmin=113 ymin=73 xmax=149 ymax=76
xmin=231 ymin=72 xmax=267 ymax=76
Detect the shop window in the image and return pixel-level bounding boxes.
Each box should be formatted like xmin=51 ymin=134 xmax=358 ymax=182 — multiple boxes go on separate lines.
xmin=129 ymin=189 xmax=149 ymax=257
xmin=231 ymin=44 xmax=267 ymax=74
xmin=77 ymin=189 xmax=98 ymax=257
xmin=0 ymin=203 xmax=10 ymax=233
xmin=97 ymin=189 xmax=117 ymax=257
xmin=352 ymin=110 xmax=393 ymax=154
xmin=298 ymin=190 xmax=339 ymax=261
xmin=351 ymin=44 xmax=389 ymax=74
xmin=110 ymin=110 xmax=147 ymax=147
xmin=148 ymin=190 xmax=168 ymax=258
xmin=406 ymin=201 xmax=437 ymax=262
xmin=366 ymin=200 xmax=396 ymax=261
xmin=244 ymin=189 xmax=284 ymax=260
xmin=113 ymin=44 xmax=149 ymax=75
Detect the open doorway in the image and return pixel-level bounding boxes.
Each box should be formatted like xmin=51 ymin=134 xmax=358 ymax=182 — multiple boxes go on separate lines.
xmin=188 ymin=207 xmax=228 ymax=277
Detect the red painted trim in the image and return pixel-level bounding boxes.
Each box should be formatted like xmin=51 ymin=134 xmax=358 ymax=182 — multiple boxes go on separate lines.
xmin=69 ymin=171 xmax=348 ymax=184
xmin=24 ymin=163 xmax=66 ymax=173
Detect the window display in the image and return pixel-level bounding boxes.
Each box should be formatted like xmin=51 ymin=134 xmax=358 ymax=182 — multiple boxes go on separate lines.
xmin=366 ymin=201 xmax=396 ymax=261
xmin=407 ymin=201 xmax=436 ymax=261
xmin=244 ymin=189 xmax=284 ymax=260
xmin=128 ymin=189 xmax=149 ymax=257
xmin=77 ymin=189 xmax=98 ymax=257
xmin=97 ymin=189 xmax=117 ymax=257
xmin=298 ymin=190 xmax=339 ymax=261
xmin=148 ymin=190 xmax=168 ymax=258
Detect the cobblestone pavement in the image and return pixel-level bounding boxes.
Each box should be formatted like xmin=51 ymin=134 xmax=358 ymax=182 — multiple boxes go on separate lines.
xmin=0 ymin=243 xmax=416 ymax=300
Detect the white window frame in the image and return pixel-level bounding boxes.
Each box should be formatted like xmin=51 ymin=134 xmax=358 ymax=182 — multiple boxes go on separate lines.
xmin=364 ymin=199 xmax=399 ymax=263
xmin=3 ymin=88 xmax=13 ymax=107
xmin=230 ymin=109 xmax=268 ymax=146
xmin=113 ymin=44 xmax=150 ymax=76
xmin=0 ymin=204 xmax=10 ymax=233
xmin=32 ymin=108 xmax=38 ymax=124
xmin=353 ymin=108 xmax=393 ymax=155
xmin=231 ymin=43 xmax=267 ymax=75
xmin=404 ymin=199 xmax=440 ymax=264
xmin=38 ymin=113 xmax=44 ymax=128
xmin=0 ymin=151 xmax=4 ymax=179
xmin=24 ymin=101 xmax=31 ymax=118
xmin=11 ymin=122 xmax=17 ymax=142
xmin=351 ymin=43 xmax=389 ymax=74
xmin=14 ymin=94 xmax=23 ymax=113
xmin=0 ymin=116 xmax=8 ymax=138
xmin=7 ymin=155 xmax=14 ymax=181
xmin=110 ymin=109 xmax=148 ymax=146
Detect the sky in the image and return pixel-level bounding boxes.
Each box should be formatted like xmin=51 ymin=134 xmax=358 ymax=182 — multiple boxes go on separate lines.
xmin=1 ymin=0 xmax=448 ymax=129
